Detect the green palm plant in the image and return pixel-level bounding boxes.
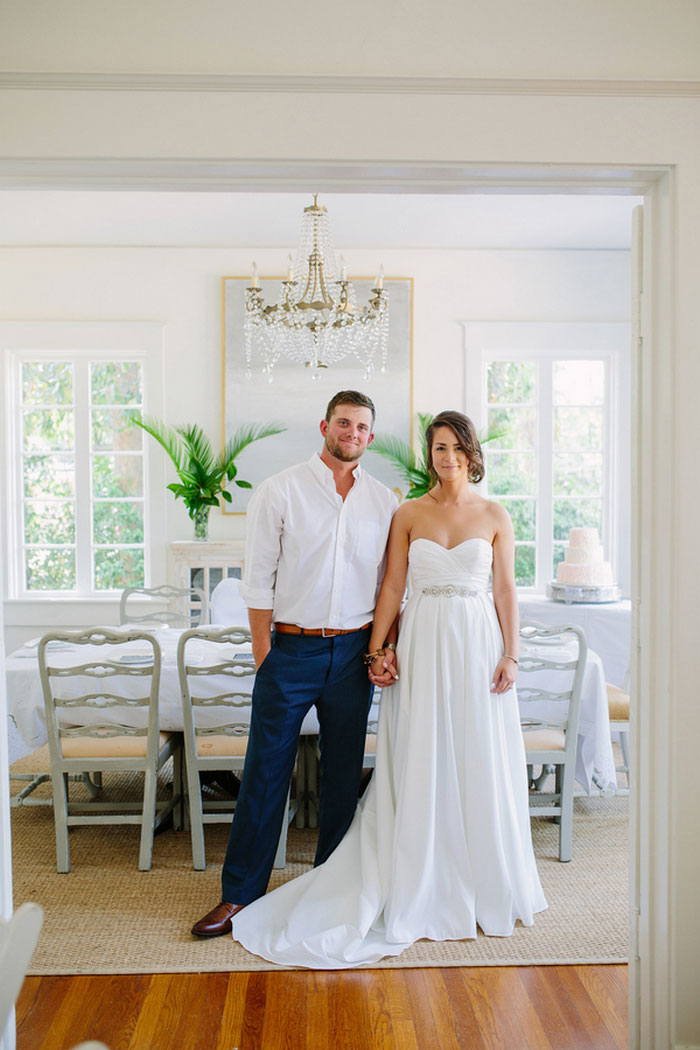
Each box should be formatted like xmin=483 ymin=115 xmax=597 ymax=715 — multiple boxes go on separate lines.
xmin=131 ymin=415 xmax=285 ymax=538
xmin=368 ymin=413 xmax=506 ymax=499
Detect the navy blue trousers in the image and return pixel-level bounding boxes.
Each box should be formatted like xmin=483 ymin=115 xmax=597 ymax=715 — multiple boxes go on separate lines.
xmin=221 ymin=626 xmax=373 ymax=906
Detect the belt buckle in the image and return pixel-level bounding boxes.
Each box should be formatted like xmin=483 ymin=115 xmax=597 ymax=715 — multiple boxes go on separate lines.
xmin=321 ymin=627 xmax=329 ymax=638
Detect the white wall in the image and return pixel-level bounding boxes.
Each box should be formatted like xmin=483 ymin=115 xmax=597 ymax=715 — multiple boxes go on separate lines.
xmin=0 ymin=244 xmax=630 ymax=648
xmin=1 ymin=0 xmax=699 ymax=80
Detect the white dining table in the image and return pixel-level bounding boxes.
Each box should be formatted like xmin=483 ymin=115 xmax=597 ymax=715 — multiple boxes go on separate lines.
xmin=6 ymin=625 xmax=616 ymax=795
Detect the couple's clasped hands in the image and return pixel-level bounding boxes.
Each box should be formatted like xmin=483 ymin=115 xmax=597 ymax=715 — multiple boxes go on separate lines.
xmin=368 ymin=650 xmax=399 ymax=687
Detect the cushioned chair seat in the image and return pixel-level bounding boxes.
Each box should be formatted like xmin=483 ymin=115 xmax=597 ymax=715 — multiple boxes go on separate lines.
xmin=522 ymin=728 xmax=566 ymax=751
xmin=194 ymin=734 xmax=249 ymax=757
xmin=606 ymin=683 xmax=630 ymax=720
xmin=61 ymin=731 xmax=172 ymax=758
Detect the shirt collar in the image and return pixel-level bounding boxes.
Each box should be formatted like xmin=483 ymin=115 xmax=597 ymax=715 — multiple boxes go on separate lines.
xmin=309 ymin=452 xmax=363 ymax=489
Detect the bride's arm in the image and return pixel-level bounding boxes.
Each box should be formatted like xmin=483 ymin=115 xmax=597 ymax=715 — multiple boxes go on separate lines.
xmin=367 ymin=508 xmax=411 ymax=678
xmin=490 ymin=503 xmax=519 ymax=694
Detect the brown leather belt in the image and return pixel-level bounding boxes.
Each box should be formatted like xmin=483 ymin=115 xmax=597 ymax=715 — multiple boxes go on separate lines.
xmin=273 ymin=621 xmax=372 ymax=638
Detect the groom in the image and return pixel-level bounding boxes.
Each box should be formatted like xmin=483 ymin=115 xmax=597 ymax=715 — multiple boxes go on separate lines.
xmin=191 ymin=390 xmax=398 ymax=937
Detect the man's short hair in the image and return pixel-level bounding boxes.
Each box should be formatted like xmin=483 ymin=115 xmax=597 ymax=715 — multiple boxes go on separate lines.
xmin=325 ymin=390 xmax=376 ymax=427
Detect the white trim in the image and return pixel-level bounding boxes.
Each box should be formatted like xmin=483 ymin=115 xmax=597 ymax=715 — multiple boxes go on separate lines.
xmin=1 ymin=71 xmax=700 ymax=98
xmin=0 ymin=158 xmax=681 ymax=1050
xmin=0 ymin=158 xmax=668 ymax=194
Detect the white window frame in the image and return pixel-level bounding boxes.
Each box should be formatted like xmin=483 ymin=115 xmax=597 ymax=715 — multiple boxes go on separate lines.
xmin=462 ymin=322 xmax=631 ymax=596
xmin=2 ymin=322 xmax=166 ymax=601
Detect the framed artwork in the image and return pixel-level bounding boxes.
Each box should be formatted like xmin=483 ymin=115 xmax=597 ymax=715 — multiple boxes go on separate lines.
xmin=221 ymin=276 xmax=413 ymax=513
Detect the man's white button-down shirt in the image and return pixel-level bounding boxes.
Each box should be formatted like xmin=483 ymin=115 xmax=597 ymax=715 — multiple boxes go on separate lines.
xmin=239 ymin=454 xmax=398 ymax=630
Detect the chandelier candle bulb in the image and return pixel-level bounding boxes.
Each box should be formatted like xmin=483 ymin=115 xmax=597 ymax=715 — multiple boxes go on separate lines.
xmin=287 ymin=254 xmax=294 ymax=282
xmin=250 ymin=262 xmax=259 ymax=289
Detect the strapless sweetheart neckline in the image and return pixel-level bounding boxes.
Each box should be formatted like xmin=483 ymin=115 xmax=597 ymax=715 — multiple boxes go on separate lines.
xmin=411 ymin=536 xmax=492 ymax=553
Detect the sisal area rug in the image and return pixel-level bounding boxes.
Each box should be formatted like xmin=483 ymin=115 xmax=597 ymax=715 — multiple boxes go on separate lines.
xmin=10 ymin=747 xmax=628 ymax=974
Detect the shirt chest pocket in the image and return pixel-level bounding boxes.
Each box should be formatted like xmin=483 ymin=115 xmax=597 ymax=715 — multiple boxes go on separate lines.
xmin=352 ymin=520 xmax=386 ymax=565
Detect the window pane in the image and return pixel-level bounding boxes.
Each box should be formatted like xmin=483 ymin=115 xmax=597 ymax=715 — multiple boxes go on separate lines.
xmin=554 ymin=360 xmax=604 ymax=405
xmin=91 ymin=362 xmax=143 ymax=405
xmin=93 ymin=502 xmax=144 ymax=545
xmin=22 ymin=361 xmax=73 ymax=405
xmin=554 ymin=452 xmax=602 ymax=496
xmin=554 ymin=407 xmax=603 ymax=451
xmin=498 ymin=498 xmax=536 ymax=542
xmin=26 ymin=548 xmax=76 ymax=591
xmin=92 ymin=454 xmax=143 ymax=497
xmin=514 ymin=545 xmax=535 ymax=587
xmin=487 ymin=361 xmax=535 ymax=404
xmin=25 ymin=501 xmax=75 ymax=544
xmin=92 ymin=408 xmax=143 ymax=451
xmin=553 ymin=499 xmax=602 ymax=541
xmin=94 ymin=548 xmax=144 ymax=591
xmin=487 ymin=406 xmax=536 ymax=449
xmin=486 ymin=452 xmax=536 ymax=496
xmin=24 ymin=455 xmax=75 ymax=499
xmin=23 ymin=409 xmax=74 ymax=452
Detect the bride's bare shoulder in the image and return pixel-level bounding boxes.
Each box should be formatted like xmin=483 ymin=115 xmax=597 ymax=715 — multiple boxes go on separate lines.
xmin=484 ymin=498 xmax=514 ymax=533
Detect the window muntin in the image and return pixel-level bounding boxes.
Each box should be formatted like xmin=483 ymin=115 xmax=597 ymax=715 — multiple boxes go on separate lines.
xmin=17 ymin=356 xmax=146 ymax=594
xmin=485 ymin=357 xmax=610 ymax=590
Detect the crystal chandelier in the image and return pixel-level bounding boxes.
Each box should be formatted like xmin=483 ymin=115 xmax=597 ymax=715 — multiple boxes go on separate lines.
xmin=244 ymin=195 xmax=389 ymax=382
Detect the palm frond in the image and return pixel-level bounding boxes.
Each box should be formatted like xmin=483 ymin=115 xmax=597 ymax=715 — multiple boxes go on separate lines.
xmin=131 ymin=415 xmax=186 ymax=474
xmin=177 ymin=424 xmax=216 ymax=474
xmin=223 ymin=423 xmax=286 ymax=466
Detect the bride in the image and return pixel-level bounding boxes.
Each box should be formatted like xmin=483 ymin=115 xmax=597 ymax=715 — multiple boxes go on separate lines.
xmin=233 ymin=410 xmax=547 ymax=967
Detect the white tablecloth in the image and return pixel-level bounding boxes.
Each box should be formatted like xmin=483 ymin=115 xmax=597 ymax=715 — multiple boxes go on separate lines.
xmin=6 ymin=627 xmax=616 ymax=794
xmin=519 ymin=594 xmax=631 ymax=688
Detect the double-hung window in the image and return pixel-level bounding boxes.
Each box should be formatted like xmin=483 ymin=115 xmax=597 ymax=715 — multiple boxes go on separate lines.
xmin=3 ymin=322 xmax=164 ymax=599
xmin=463 ymin=323 xmax=631 ymax=594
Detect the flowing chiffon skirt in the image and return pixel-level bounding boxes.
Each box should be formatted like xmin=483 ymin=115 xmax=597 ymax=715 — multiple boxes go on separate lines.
xmin=233 ymin=537 xmax=547 ymax=968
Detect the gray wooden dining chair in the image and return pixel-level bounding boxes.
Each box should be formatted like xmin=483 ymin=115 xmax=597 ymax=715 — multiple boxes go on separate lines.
xmin=120 ymin=584 xmax=208 ymax=628
xmin=177 ymin=626 xmax=298 ymax=870
xmin=38 ymin=627 xmax=183 ymax=872
xmin=518 ymin=620 xmax=587 ymax=862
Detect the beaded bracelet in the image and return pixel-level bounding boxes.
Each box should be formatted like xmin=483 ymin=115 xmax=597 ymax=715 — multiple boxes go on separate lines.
xmin=363 ymin=648 xmax=385 ymax=665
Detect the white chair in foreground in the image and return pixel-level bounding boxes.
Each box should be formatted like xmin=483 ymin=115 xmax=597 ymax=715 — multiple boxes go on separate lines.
xmin=518 ymin=621 xmax=587 ymax=863
xmin=1 ymin=902 xmax=111 ymax=1049
xmin=178 ymin=627 xmax=298 ymax=870
xmin=210 ymin=577 xmax=248 ymax=626
xmin=120 ymin=584 xmax=208 ymax=628
xmin=38 ymin=628 xmax=183 ymax=872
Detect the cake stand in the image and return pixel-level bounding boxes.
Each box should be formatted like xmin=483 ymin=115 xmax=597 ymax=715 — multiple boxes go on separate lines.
xmin=546 ymin=581 xmax=621 ymax=604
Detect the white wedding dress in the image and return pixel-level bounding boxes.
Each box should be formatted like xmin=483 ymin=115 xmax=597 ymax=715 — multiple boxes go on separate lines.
xmin=233 ymin=537 xmax=547 ymax=968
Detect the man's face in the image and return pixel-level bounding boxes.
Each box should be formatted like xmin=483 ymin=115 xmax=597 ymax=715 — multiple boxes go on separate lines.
xmin=320 ymin=404 xmax=375 ymax=463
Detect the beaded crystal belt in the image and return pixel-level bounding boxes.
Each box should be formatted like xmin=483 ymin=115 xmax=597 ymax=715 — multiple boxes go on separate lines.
xmin=421 ymin=584 xmax=481 ymax=597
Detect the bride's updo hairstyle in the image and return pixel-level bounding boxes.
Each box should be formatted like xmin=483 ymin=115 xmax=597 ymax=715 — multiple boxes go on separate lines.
xmin=425 ymin=411 xmax=485 ymax=486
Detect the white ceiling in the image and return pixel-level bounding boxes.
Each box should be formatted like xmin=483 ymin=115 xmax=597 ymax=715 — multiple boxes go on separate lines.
xmin=0 ymin=191 xmax=642 ymax=251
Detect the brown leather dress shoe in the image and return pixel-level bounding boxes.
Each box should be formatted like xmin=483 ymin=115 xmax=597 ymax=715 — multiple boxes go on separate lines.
xmin=191 ymin=901 xmax=244 ymax=938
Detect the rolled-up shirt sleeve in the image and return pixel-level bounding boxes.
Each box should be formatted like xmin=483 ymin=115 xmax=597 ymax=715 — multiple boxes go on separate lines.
xmin=239 ymin=479 xmax=284 ymax=609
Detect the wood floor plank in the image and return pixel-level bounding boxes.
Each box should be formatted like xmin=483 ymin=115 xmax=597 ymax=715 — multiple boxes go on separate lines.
xmin=380 ymin=971 xmax=420 ymax=1050
xmin=215 ymin=973 xmax=250 ymax=1050
xmin=261 ymin=971 xmax=308 ymax=1050
xmin=305 ymin=971 xmax=330 ymax=1050
xmin=15 ymin=965 xmax=629 ymax=1050
xmin=126 ymin=975 xmax=172 ymax=1050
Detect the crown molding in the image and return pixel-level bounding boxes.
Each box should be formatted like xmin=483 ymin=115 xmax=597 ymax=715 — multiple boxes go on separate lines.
xmin=0 ymin=158 xmax=669 ymax=193
xmin=1 ymin=71 xmax=699 ymax=98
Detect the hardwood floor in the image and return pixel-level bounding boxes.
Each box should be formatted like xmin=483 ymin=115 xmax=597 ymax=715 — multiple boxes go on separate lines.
xmin=16 ymin=965 xmax=628 ymax=1049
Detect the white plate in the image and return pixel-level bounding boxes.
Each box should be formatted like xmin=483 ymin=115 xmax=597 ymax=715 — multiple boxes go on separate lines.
xmin=117 ymin=653 xmax=154 ymax=664
xmin=24 ymin=638 xmax=74 ymax=651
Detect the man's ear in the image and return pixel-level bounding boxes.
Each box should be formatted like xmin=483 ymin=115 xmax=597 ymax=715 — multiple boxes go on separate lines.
xmin=319 ymin=419 xmax=328 ymax=438
xmin=367 ymin=431 xmax=375 ymax=446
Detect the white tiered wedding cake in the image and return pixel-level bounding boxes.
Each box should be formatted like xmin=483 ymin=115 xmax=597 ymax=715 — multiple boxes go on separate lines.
xmin=547 ymin=527 xmax=620 ymax=602
xmin=556 ymin=527 xmax=614 ymax=586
